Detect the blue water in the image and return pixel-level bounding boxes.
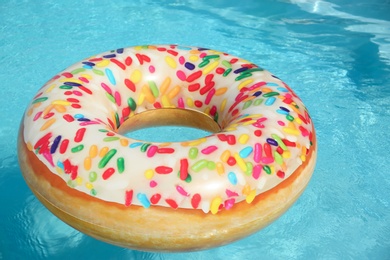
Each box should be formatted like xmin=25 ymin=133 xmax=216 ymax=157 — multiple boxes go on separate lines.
xmin=1 ymin=0 xmax=390 ymax=259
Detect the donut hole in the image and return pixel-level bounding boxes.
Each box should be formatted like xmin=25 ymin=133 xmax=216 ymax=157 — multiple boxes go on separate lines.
xmin=117 ymin=108 xmax=221 ymax=142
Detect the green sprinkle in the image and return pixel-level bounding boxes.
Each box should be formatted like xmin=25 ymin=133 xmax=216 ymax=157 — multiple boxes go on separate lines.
xmin=98 ymin=149 xmax=117 ymax=169
xmin=117 ymin=157 xmax=125 ymax=173
xmin=271 ymin=134 xmax=287 ymax=150
xmin=115 ymin=112 xmax=120 ymax=128
xmin=92 ymin=69 xmax=104 ymax=76
xmin=127 ymin=97 xmax=137 ymax=111
xmin=148 ymin=81 xmax=159 ymax=97
xmin=67 ymin=180 xmax=76 ymax=188
xmin=253 ymin=98 xmax=264 ymax=106
xmin=198 ymin=59 xmax=210 ymax=68
xmin=59 ymin=85 xmax=72 ymax=90
xmin=191 ymin=159 xmax=208 ymax=172
xmin=32 ymin=97 xmax=48 ymax=104
xmin=140 ymin=143 xmax=151 ymax=152
xmin=207 ymin=161 xmax=216 ymax=170
xmin=274 ymin=151 xmax=283 ymax=165
xmin=105 ymin=92 xmax=115 ymax=103
xmin=245 ymin=67 xmax=264 ymax=73
xmin=214 ymin=112 xmax=219 ymax=123
xmin=178 ymin=171 xmax=192 ymax=183
xmin=245 ymin=162 xmax=253 ymax=176
xmin=221 ymin=60 xmax=232 ymax=68
xmin=286 ymin=115 xmax=295 ymax=122
xmin=90 ymin=189 xmax=97 ymax=196
xmin=189 ymin=147 xmax=198 ymax=159
xmin=243 ymin=100 xmax=253 ymax=109
xmin=103 ymin=136 xmax=120 ymax=142
xmin=263 ymin=165 xmax=271 ymax=174
xmin=71 ymin=144 xmax=84 ymax=153
xmin=235 ymin=72 xmax=252 ymax=81
xmin=203 ymin=54 xmax=220 ymax=60
xmin=71 ymin=68 xmax=86 ymax=74
xmin=263 ymin=92 xmax=280 ymax=98
xmin=89 ymin=171 xmax=97 ymax=182
xmin=223 ymin=68 xmax=232 ymax=77
xmin=98 ymin=129 xmax=109 ymax=132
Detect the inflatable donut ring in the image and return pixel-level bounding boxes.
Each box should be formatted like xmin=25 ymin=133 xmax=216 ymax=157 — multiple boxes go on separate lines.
xmin=18 ymin=45 xmax=317 ymax=252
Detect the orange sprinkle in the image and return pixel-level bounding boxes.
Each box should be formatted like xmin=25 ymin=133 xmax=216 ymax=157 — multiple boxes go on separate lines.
xmin=160 ymin=77 xmax=171 ymax=95
xmin=99 ymin=146 xmax=109 ymax=157
xmin=215 ymin=87 xmax=228 ymax=96
xmin=40 ymin=118 xmax=56 ymax=131
xmin=84 ymin=157 xmax=92 ymax=170
xmin=167 ymin=85 xmax=181 ymax=99
xmin=216 ymin=162 xmax=224 ymax=175
xmin=120 ymin=138 xmax=129 ymax=146
xmin=142 ymin=85 xmax=155 ymax=103
xmin=220 ymin=150 xmax=231 ymax=162
xmin=54 ymin=104 xmax=67 ymax=113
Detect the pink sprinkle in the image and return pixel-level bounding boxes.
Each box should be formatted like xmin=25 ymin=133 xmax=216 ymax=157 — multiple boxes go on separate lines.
xmin=79 ymin=121 xmax=99 ymax=126
xmin=253 ymin=143 xmax=262 ymax=163
xmin=177 ymin=97 xmax=185 ymax=108
xmin=114 ymin=91 xmax=121 ymax=106
xmin=79 ymin=77 xmax=89 ymax=83
xmin=224 ymin=198 xmax=235 ymax=210
xmin=147 ymin=145 xmax=158 ymax=157
xmin=261 ymin=157 xmax=274 ymax=164
xmin=176 ymin=70 xmax=186 ymax=81
xmin=179 ymin=56 xmax=185 ymax=65
xmin=225 ymin=189 xmax=239 ymax=197
xmin=205 ymin=87 xmax=215 ymax=105
xmin=199 ymin=52 xmax=207 ymax=58
xmin=73 ymin=90 xmax=82 ymax=96
xmin=176 ymin=185 xmax=189 ymax=196
xmin=42 ymin=151 xmax=54 ymax=167
xmin=201 ymin=145 xmax=218 ymax=154
xmin=33 ymin=111 xmax=42 ymax=121
xmin=277 ymin=120 xmax=285 ymax=126
xmin=252 ymin=165 xmax=262 ymax=179
xmin=101 ymin=82 xmax=112 ymax=94
xmin=150 ymin=180 xmax=158 ymax=187
xmin=149 ymin=65 xmax=155 ymax=73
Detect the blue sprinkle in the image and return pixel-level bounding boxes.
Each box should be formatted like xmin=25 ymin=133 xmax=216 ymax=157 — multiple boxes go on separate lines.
xmin=277 ymin=87 xmax=289 ymax=92
xmin=280 ymin=106 xmax=290 ymax=112
xmin=105 ymin=68 xmax=116 ymax=85
xmin=276 ymin=109 xmax=288 ymax=115
xmin=103 ymin=53 xmax=116 ymax=59
xmin=82 ymin=61 xmax=95 ymax=67
xmin=239 ymin=146 xmax=253 ymax=159
xmin=83 ymin=65 xmax=93 ymax=69
xmin=77 ymin=118 xmax=90 ymax=122
xmin=185 ymin=62 xmax=195 ymax=70
xmin=266 ymin=138 xmax=278 ymax=146
xmin=266 ymin=82 xmax=279 ymax=87
xmin=265 ymin=97 xmax=276 ymax=106
xmin=56 ymin=160 xmax=64 ymax=170
xmin=64 ymin=82 xmax=81 ymax=86
xmin=129 ymin=142 xmax=143 ymax=148
xmin=50 ymin=135 xmax=62 ymax=154
xmin=116 ymin=48 xmax=124 ymax=53
xmin=228 ymin=172 xmax=238 ymax=185
xmin=253 ymin=91 xmax=262 ymax=97
xmin=177 ymin=46 xmax=192 ymax=50
xmin=137 ymin=193 xmax=150 ymax=208
xmin=233 ymin=67 xmax=248 ymax=74
xmin=74 ymin=114 xmax=84 ymax=119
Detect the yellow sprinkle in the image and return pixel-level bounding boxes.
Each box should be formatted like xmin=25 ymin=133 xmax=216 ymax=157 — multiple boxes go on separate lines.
xmin=282 ymin=150 xmax=291 ymax=158
xmin=220 ymin=98 xmax=227 ymax=112
xmin=120 ymin=139 xmax=129 ymax=147
xmin=165 ymin=56 xmax=177 ymax=69
xmin=81 ymin=74 xmax=92 ymax=79
xmin=40 ymin=118 xmax=56 ymax=131
xmin=145 ymin=169 xmax=154 ymax=179
xmin=238 ymin=79 xmax=254 ymax=90
xmin=289 ymin=103 xmax=301 ymax=114
xmin=52 ymin=100 xmax=71 ymax=106
xmin=189 ymin=54 xmax=199 ymax=61
xmin=142 ymin=85 xmax=155 ymax=103
xmin=89 ymin=145 xmax=98 ymax=158
xmin=224 ymin=126 xmax=237 ymax=132
xmin=186 ymin=138 xmax=207 ymax=146
xmin=161 ymin=95 xmax=171 ymax=108
xmin=26 ymin=142 xmax=33 ymax=151
xmin=216 ymin=162 xmax=224 ymax=175
xmin=281 ymin=162 xmax=287 ymax=172
xmin=60 ymin=78 xmax=83 ymax=84
xmin=167 ymin=85 xmax=181 ymax=99
xmin=42 ymin=104 xmax=54 ymax=116
xmin=56 ymin=167 xmax=63 ymax=175
xmin=76 ymin=176 xmax=83 ymax=186
xmin=283 ymin=127 xmax=300 ymax=135
xmin=130 ymin=69 xmax=142 ymax=84
xmin=99 ymin=146 xmax=109 ymax=157
xmin=220 ymin=150 xmax=231 ymax=162
xmin=270 ymin=166 xmax=275 ymax=174
xmin=137 ymin=93 xmax=145 ymax=105
xmin=204 ymin=107 xmax=210 ymax=115
xmin=210 ymin=197 xmax=222 ymax=215
xmin=45 ymin=84 xmax=56 ymax=93
xmin=85 ymin=182 xmax=93 ymax=190
xmin=234 ymin=153 xmax=247 ymax=172
xmin=242 ymin=184 xmax=251 ymax=196
xmin=242 ymin=120 xmax=257 ymax=126
xmin=186 ymin=97 xmax=194 ymax=107
xmin=54 ymin=104 xmax=66 ymax=113
xmin=295 ymin=117 xmax=303 ymax=125
xmin=84 ymin=157 xmax=92 ymax=171
xmin=202 ymin=60 xmax=219 ymax=75
xmin=96 ymin=59 xmax=110 ymax=67
xmin=246 ymin=189 xmax=256 ymax=204
xmin=215 ymin=87 xmax=228 ymax=96
xmin=160 ymin=77 xmax=171 ymax=95
xmin=238 ymin=134 xmax=249 ymax=144
xmin=301 ymin=155 xmax=306 ymax=162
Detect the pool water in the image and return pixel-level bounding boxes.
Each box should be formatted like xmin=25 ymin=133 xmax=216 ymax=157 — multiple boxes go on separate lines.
xmin=1 ymin=0 xmax=389 ymax=259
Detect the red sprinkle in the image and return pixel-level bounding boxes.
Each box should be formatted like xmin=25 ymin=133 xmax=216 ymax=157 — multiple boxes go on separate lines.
xmin=124 ymin=79 xmax=136 ymax=92
xmin=227 ymin=135 xmax=236 ymax=145
xmin=63 ymin=159 xmax=72 ymax=174
xmin=165 ymin=199 xmax=178 ymax=209
xmin=110 ymin=58 xmax=126 ymax=70
xmin=125 ymin=190 xmax=133 ymax=206
xmin=150 ymin=194 xmax=161 ymax=204
xmin=186 ymin=70 xmax=202 ymax=83
xmin=70 ymin=165 xmax=78 ymax=180
xmin=157 ymin=148 xmax=175 ymax=154
xmin=102 ymin=167 xmax=115 ymax=180
xmin=277 ymin=170 xmax=285 ymax=178
xmin=264 ymin=143 xmax=272 ymax=158
xmin=79 ymin=86 xmax=92 ymax=95
xmin=59 ymin=139 xmax=69 ymax=154
xmin=194 ymin=100 xmax=203 ymax=107
xmin=191 ymin=193 xmax=201 ymax=209
xmin=63 ymin=114 xmax=74 ymax=122
xmin=179 ymin=158 xmax=189 ymax=180
xmin=125 ymin=56 xmax=133 ymax=66
xmin=188 ymin=83 xmax=200 ymax=92
xmin=254 ymin=130 xmax=262 ymax=137
xmin=227 ymin=156 xmax=236 ymax=166
xmin=74 ymin=127 xmax=86 ymax=142
xmin=155 ymin=166 xmax=173 ymax=174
